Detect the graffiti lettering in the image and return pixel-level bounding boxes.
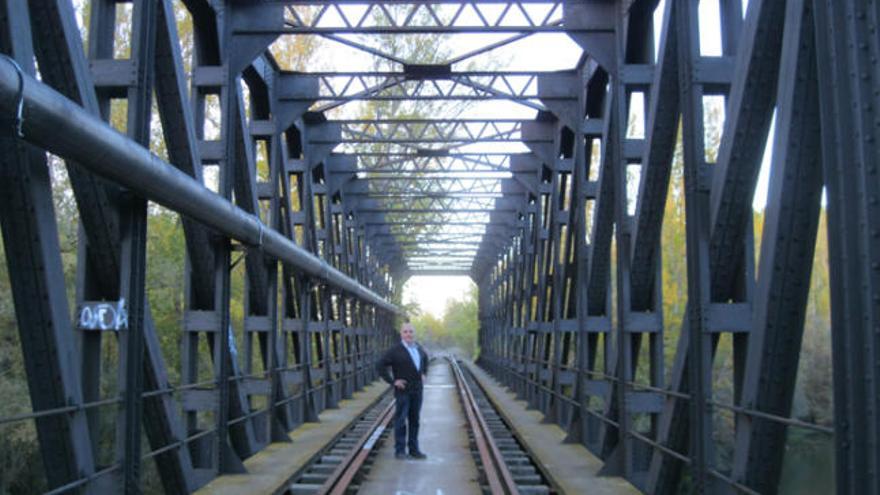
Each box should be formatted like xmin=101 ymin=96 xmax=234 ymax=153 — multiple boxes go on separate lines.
xmin=78 ymin=298 xmax=128 ymax=331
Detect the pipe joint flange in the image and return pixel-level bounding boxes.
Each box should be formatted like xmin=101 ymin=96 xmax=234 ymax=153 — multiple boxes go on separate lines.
xmin=0 ymin=54 xmax=25 ymax=138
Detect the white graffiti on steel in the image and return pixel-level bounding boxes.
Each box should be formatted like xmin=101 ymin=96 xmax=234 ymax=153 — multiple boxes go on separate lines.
xmin=78 ymin=298 xmax=128 ymax=331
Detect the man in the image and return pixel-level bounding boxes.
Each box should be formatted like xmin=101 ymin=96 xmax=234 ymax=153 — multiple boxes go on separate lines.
xmin=376 ymin=320 xmax=429 ymax=460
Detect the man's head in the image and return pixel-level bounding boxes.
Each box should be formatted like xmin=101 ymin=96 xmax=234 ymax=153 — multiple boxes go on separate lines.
xmin=400 ymin=320 xmax=415 ymax=345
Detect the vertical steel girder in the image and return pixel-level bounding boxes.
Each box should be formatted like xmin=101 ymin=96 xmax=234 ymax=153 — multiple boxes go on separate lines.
xmin=729 ymin=1 xmax=822 ymax=492
xmin=0 ymin=1 xmax=97 ymax=489
xmin=813 ymin=0 xmax=880 ymax=492
xmin=674 ymin=1 xmax=726 ymax=489
xmin=215 ymin=2 xmax=252 ymax=472
xmin=111 ymin=0 xmax=155 ymax=489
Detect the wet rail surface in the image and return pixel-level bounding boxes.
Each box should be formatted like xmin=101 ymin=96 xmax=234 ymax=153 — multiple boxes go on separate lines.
xmin=283 ymin=358 xmax=555 ymax=495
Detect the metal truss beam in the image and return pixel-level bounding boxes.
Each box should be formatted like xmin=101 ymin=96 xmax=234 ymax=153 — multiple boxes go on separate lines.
xmin=331 ymin=119 xmax=531 ymax=145
xmin=0 ymin=62 xmax=398 ymax=313
xmin=283 ymin=72 xmax=580 ymax=112
xmin=246 ymin=2 xmax=577 ymax=35
xmin=408 ymin=269 xmax=473 ymax=276
xmin=345 ymin=154 xmax=517 ymax=173
xmin=814 ymin=0 xmax=880 ymax=492
xmin=0 ymin=4 xmax=97 ymax=487
xmin=729 ymin=2 xmax=822 ymax=490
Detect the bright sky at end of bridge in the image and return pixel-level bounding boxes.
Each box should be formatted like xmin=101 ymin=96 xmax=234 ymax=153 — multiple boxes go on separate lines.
xmin=404 ymin=276 xmax=476 ymax=318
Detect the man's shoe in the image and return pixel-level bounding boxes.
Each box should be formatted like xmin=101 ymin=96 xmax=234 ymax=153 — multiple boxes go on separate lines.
xmin=408 ymin=451 xmax=427 ymax=460
xmin=395 ymin=452 xmax=407 ymax=460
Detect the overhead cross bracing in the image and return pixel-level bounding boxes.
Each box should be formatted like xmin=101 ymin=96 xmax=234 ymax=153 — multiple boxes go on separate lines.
xmin=277 ymin=47 xmax=570 ymax=279
xmin=0 ymin=0 xmax=879 ymax=494
xmin=300 ymin=73 xmax=554 ymax=111
xmin=259 ymin=2 xmax=588 ymax=279
xmin=278 ymin=1 xmax=569 ymax=33
xmin=350 ymin=153 xmax=515 ymax=173
xmin=334 ymin=119 xmax=529 ymax=144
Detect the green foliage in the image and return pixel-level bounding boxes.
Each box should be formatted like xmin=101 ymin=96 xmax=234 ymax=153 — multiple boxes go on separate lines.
xmin=411 ymin=284 xmax=479 ymax=358
xmin=146 ymin=208 xmax=187 ymax=383
xmin=0 ymin=418 xmax=46 ymax=494
xmin=0 ymin=240 xmax=48 ymax=494
xmin=650 ymin=110 xmax=834 ymax=481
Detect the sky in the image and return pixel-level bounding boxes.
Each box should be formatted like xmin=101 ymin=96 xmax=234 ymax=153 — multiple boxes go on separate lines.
xmin=403 ymin=275 xmax=476 ymax=318
xmin=272 ymin=0 xmax=775 ymax=316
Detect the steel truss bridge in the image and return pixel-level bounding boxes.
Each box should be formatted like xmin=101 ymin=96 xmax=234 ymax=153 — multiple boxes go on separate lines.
xmin=0 ymin=0 xmax=876 ymax=493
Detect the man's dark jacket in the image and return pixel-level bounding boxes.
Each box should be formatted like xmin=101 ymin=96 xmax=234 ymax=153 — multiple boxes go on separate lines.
xmin=377 ymin=342 xmax=429 ymax=390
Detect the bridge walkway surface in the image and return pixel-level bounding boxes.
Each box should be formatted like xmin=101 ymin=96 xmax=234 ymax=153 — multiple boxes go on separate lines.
xmin=199 ymin=360 xmax=638 ymax=494
xmin=357 ymin=359 xmax=481 ymax=494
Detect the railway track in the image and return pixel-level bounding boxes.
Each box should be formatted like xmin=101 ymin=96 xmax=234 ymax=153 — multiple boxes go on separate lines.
xmin=285 ymin=358 xmax=555 ymax=495
xmin=286 ymin=393 xmax=394 ymax=495
xmin=451 ymin=359 xmax=556 ymax=495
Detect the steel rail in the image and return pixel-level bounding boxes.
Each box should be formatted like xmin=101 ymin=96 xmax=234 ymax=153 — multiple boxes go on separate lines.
xmin=0 ymin=58 xmax=399 ymax=314
xmin=316 ymin=399 xmax=396 ymax=495
xmin=449 ymin=358 xmax=520 ymax=495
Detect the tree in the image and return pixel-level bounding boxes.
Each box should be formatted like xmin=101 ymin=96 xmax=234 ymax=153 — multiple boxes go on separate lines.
xmin=442 ymin=285 xmax=479 ymax=358
xmin=410 ymin=283 xmax=479 ymax=358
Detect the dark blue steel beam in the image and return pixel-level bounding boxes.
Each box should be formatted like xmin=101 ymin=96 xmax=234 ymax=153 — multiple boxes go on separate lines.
xmin=26 ymin=1 xmax=200 ymax=492
xmin=674 ymin=1 xmax=716 ymax=489
xmin=112 ymin=0 xmax=155 ymax=489
xmin=629 ymin=0 xmax=679 ymax=311
xmin=729 ymin=1 xmax=823 ymax=491
xmin=154 ymin=0 xmax=215 ymax=309
xmin=646 ymin=1 xmax=789 ymax=492
xmin=814 ymin=0 xmax=880 ymax=492
xmin=584 ymin=71 xmax=615 ymax=317
xmin=0 ymin=1 xmax=97 ymax=488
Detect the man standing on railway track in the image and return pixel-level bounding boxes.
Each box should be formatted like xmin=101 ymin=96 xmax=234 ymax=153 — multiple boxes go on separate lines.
xmin=377 ymin=319 xmax=430 ymax=460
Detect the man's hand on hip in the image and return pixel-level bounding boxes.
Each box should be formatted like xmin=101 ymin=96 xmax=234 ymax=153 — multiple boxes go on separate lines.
xmin=393 ymin=379 xmax=407 ymax=390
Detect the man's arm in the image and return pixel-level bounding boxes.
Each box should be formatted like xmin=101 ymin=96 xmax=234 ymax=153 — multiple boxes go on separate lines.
xmin=376 ymin=348 xmax=395 ymax=385
xmin=421 ymin=347 xmax=429 ymax=377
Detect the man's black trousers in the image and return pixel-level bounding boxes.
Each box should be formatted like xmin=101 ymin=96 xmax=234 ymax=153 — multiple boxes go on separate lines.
xmin=393 ymin=387 xmax=423 ymax=455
